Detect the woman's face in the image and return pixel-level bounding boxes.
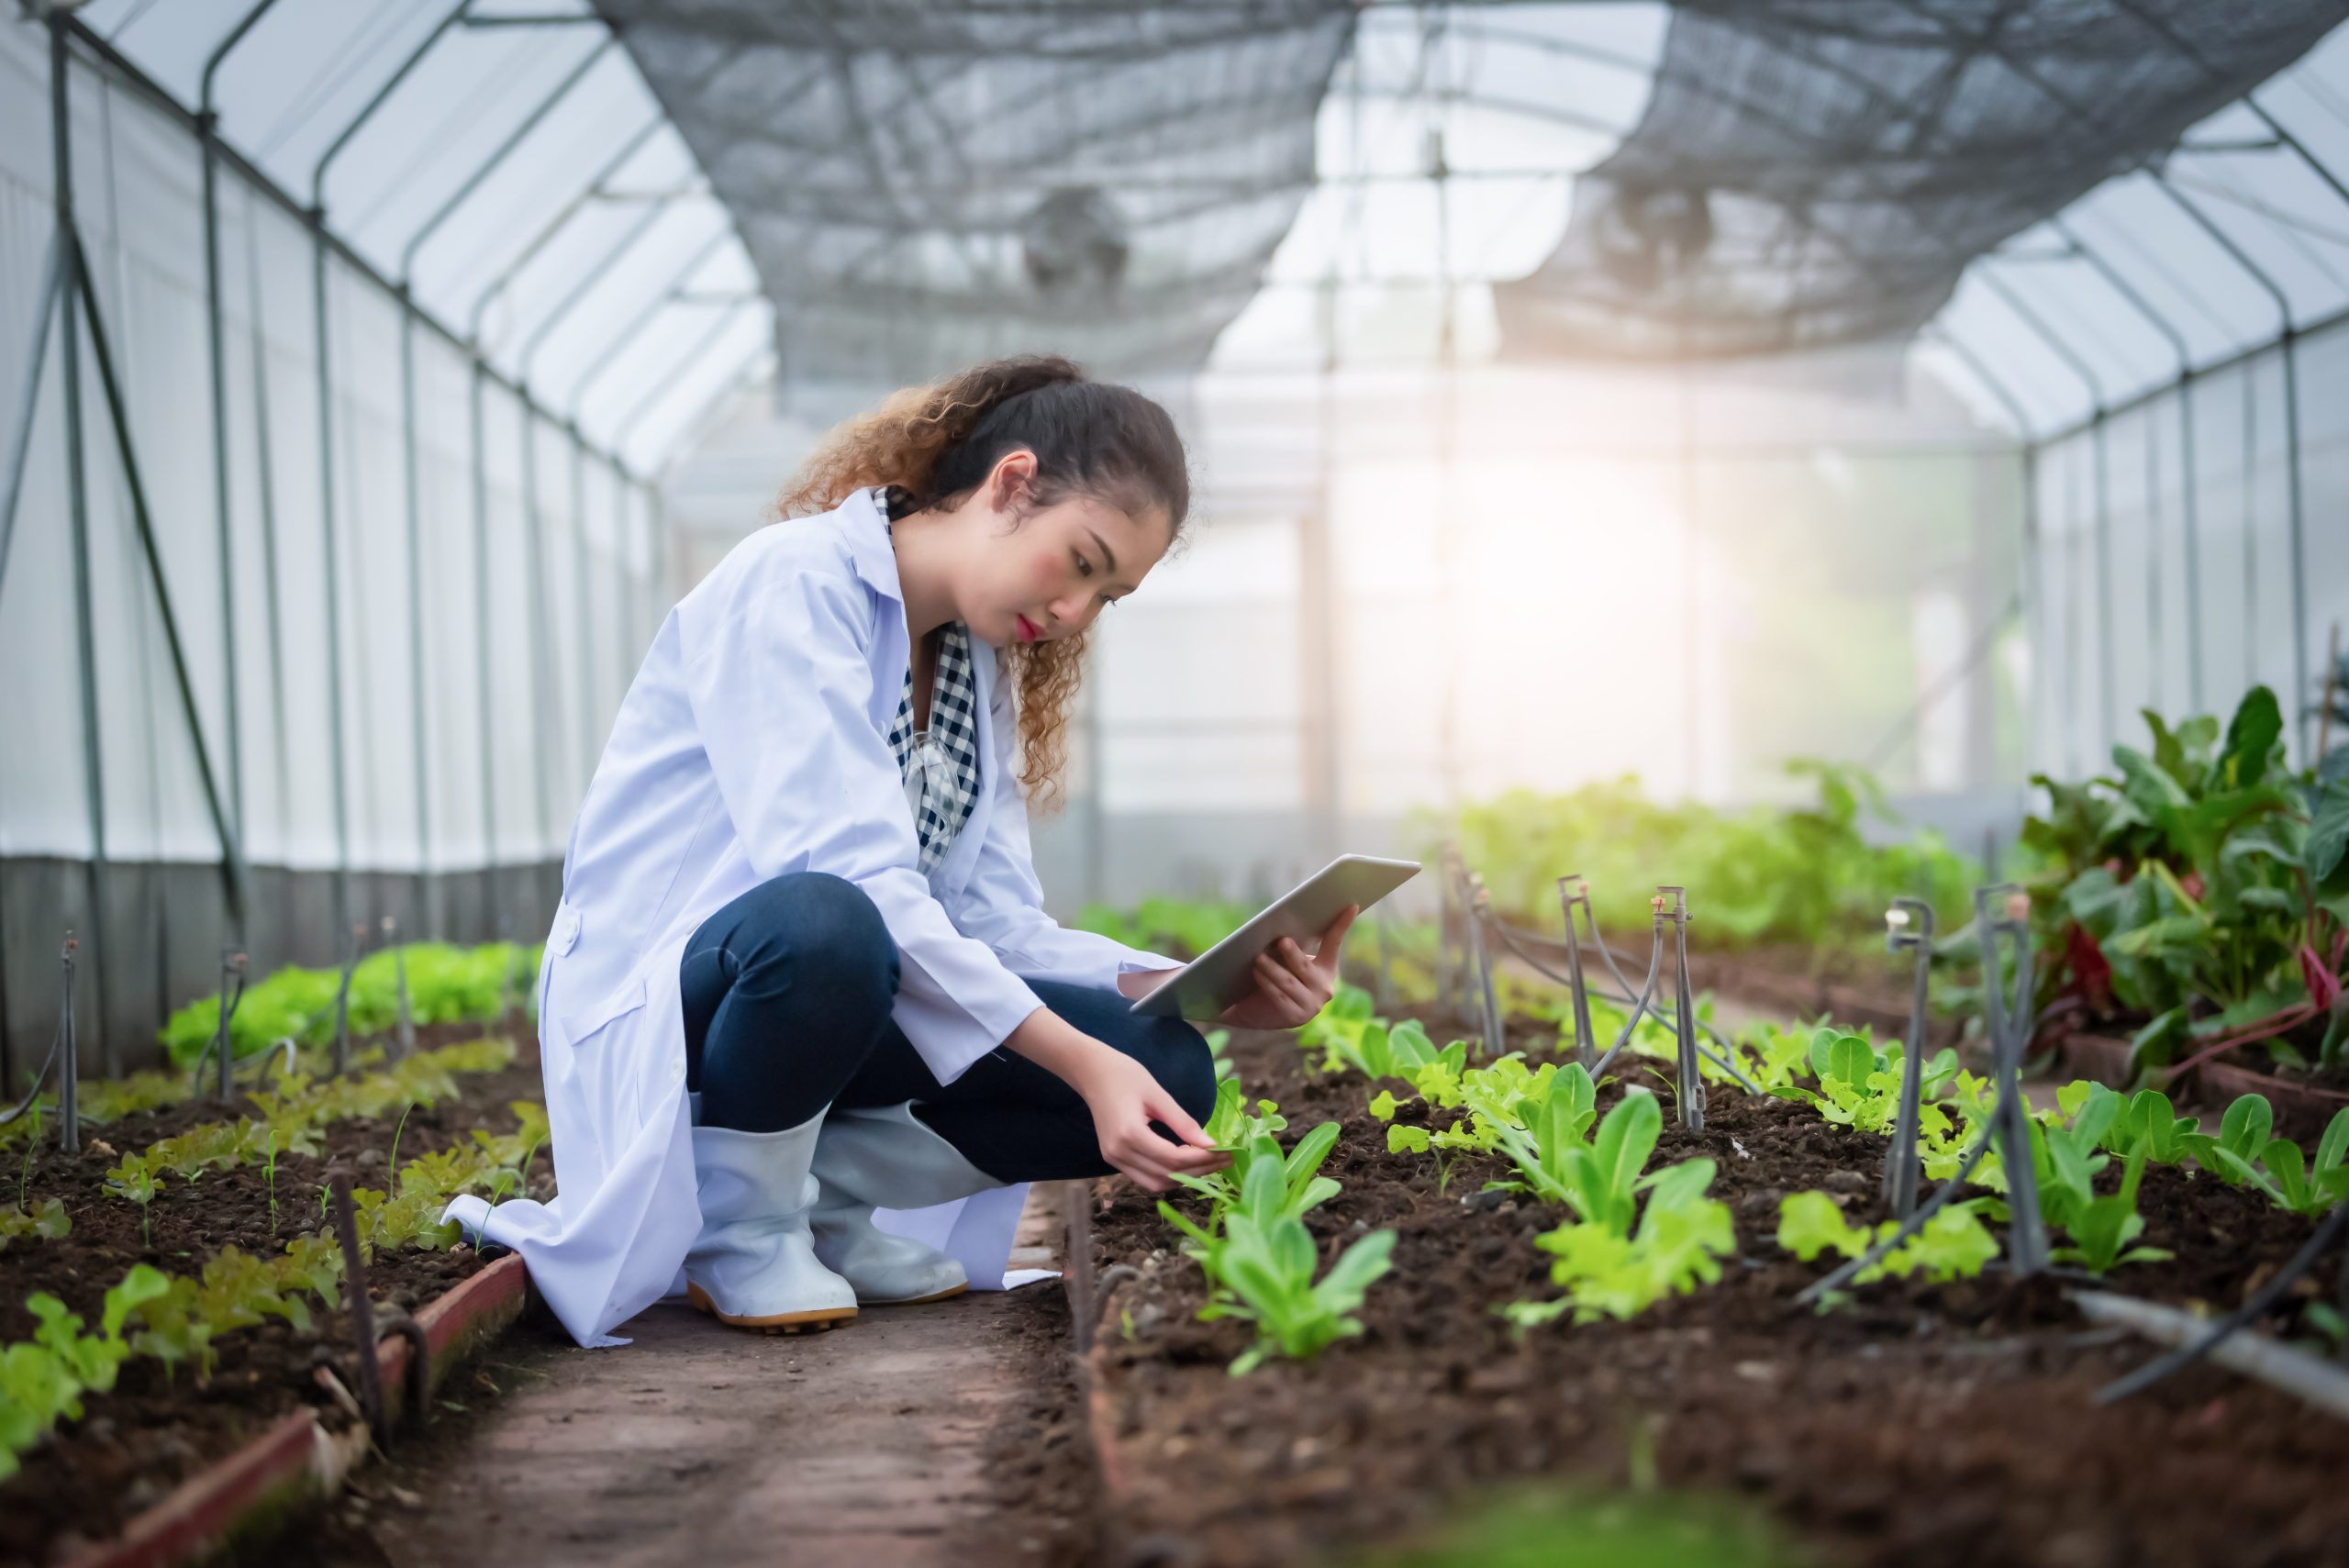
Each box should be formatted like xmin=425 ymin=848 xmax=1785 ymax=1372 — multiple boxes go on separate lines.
xmin=961 ymin=452 xmax=1172 ymax=649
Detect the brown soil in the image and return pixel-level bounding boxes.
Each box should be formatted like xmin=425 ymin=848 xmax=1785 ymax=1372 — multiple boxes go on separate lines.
xmin=1041 ymin=1031 xmax=2349 ymax=1568
xmin=0 ymin=1017 xmax=549 ymax=1568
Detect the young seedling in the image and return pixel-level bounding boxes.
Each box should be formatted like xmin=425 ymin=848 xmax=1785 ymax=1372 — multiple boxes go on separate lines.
xmin=1882 ymin=897 xmax=1935 ymax=1218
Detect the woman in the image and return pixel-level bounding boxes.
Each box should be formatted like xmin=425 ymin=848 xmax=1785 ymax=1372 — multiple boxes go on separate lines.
xmin=445 ymin=355 xmax=1356 ymax=1347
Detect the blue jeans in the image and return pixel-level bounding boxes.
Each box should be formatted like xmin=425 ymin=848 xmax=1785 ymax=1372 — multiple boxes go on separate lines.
xmin=677 ymin=872 xmax=1217 ymax=1182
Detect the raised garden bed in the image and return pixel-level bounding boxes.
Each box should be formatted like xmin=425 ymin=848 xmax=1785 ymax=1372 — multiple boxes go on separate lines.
xmin=1 ymin=1017 xmax=550 ymax=1568
xmin=1037 ymin=1016 xmax=2349 ymax=1568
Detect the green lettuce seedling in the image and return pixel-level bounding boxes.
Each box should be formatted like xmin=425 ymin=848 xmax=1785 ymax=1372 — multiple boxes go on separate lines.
xmin=1776 ymin=1190 xmax=2000 ymax=1284
xmin=1503 ymin=1158 xmax=1736 ymax=1327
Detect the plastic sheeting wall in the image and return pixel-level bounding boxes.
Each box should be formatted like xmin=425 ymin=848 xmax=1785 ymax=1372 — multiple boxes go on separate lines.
xmin=0 ymin=27 xmax=665 ymax=1079
xmin=2025 ymin=320 xmax=2349 ymax=781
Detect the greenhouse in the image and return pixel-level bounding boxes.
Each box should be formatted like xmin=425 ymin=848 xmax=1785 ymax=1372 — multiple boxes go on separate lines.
xmin=2 ymin=1 xmax=2346 ymax=1564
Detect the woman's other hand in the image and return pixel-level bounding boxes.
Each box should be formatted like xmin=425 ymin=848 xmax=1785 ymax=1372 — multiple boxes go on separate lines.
xmin=1072 ymin=1048 xmax=1229 ymax=1191
xmin=1218 ymin=903 xmax=1358 ymax=1032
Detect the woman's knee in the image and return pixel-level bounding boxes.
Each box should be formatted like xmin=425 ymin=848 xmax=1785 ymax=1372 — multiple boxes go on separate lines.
xmin=1136 ymin=1017 xmax=1219 ymax=1127
xmin=733 ymin=872 xmax=896 ymax=996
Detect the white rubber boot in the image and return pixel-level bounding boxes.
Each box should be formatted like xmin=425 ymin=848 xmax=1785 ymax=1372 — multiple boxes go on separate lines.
xmin=684 ymin=1111 xmax=860 ymax=1333
xmin=808 ymin=1102 xmax=1008 ymax=1306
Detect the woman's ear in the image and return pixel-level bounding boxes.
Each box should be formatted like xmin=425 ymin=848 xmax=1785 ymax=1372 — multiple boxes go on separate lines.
xmin=986 ymin=448 xmax=1040 ymax=517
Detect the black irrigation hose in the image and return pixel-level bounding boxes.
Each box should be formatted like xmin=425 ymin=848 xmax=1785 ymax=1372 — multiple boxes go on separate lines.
xmin=2095 ymin=1196 xmax=2349 ymax=1406
xmin=0 ymin=1018 xmax=61 ymax=1129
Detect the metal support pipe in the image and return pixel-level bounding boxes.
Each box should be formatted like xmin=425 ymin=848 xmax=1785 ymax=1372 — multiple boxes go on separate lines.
xmin=309 ymin=220 xmax=355 ymax=942
xmin=398 ymin=37 xmax=617 ymax=288
xmin=398 ymin=310 xmax=438 ymax=938
xmin=564 ymin=230 xmax=735 ymax=415
xmin=2149 ymin=172 xmax=2310 ymax=760
xmin=2051 ymin=217 xmax=2207 ymax=714
xmin=1978 ymin=267 xmax=2113 ymax=748
xmin=0 ymin=234 xmax=64 ymax=595
xmin=197 ymin=0 xmax=283 ymax=923
xmin=471 ymin=364 xmax=503 ymax=931
xmin=568 ymin=431 xmax=595 ymax=787
xmin=71 ymin=229 xmax=249 ymax=928
xmin=50 ymin=17 xmax=114 ymax=1077
xmin=518 ymin=406 xmax=555 ymax=908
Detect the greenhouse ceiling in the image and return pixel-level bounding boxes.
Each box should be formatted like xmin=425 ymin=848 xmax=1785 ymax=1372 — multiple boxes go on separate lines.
xmin=61 ymin=0 xmax=2349 ymax=462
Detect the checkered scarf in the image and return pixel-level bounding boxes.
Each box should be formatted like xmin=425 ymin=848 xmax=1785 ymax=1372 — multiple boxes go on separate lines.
xmin=876 ymin=487 xmax=984 ymax=873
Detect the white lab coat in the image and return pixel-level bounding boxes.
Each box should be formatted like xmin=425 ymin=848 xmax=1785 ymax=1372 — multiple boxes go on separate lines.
xmin=443 ymin=486 xmax=1179 ymax=1347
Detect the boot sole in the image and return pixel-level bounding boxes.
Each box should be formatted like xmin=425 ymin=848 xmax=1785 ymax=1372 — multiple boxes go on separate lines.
xmin=686 ymin=1281 xmax=859 ymax=1334
xmin=865 ymin=1281 xmax=970 ymax=1307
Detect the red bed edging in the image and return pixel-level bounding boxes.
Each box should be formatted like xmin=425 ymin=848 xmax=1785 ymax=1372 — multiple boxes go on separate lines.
xmin=62 ymin=1253 xmax=530 ymax=1568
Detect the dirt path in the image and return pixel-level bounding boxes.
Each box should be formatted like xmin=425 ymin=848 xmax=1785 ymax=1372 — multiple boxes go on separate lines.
xmin=308 ymin=1195 xmax=1070 ymax=1568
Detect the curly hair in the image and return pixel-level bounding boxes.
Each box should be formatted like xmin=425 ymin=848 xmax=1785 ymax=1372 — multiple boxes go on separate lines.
xmin=774 ymin=355 xmax=1190 ymax=813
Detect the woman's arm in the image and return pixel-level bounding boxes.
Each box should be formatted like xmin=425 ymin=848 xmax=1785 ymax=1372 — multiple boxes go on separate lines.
xmin=998 ymin=1006 xmax=1225 ymax=1190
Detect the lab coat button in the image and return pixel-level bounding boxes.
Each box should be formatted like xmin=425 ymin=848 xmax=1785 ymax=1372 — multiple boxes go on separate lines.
xmin=554 ymin=906 xmax=582 ymax=955
xmin=670 ymin=1058 xmax=685 ymax=1083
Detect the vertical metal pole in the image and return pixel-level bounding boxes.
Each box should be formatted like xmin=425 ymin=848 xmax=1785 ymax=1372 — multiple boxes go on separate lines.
xmin=50 ymin=21 xmax=113 ymax=1080
xmin=1882 ymin=898 xmax=1934 ymax=1218
xmin=2089 ymin=414 xmax=2115 ymax=751
xmin=241 ymin=204 xmax=293 ymax=926
xmin=1975 ymin=884 xmax=2047 ymax=1278
xmin=198 ymin=1 xmax=284 ymax=929
xmin=399 ymin=310 xmax=438 ymax=939
xmin=2180 ymin=376 xmax=2203 ymax=713
xmin=568 ymin=430 xmax=595 ymax=784
xmin=0 ymin=237 xmax=64 ymax=591
xmin=472 ymin=365 xmax=501 ymax=936
xmin=518 ymin=408 xmax=555 ymax=914
xmin=386 ymin=915 xmax=413 ymax=1059
xmin=311 ymin=213 xmax=353 ymax=942
xmin=1660 ymin=886 xmax=1702 ymax=1129
xmin=1467 ymin=874 xmax=1502 ymax=1061
xmin=213 ymin=947 xmax=245 ymax=1102
xmin=328 ymin=1172 xmax=386 ymax=1442
xmin=1556 ymin=875 xmax=1598 ymax=1070
xmin=56 ymin=936 xmax=79 ymax=1157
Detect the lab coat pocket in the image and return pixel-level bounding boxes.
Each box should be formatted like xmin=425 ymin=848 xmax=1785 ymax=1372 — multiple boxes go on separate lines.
xmin=558 ymin=975 xmax=651 ymax=1049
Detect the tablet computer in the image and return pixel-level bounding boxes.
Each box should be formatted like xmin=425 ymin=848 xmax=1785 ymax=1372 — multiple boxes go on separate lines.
xmin=1127 ymin=854 xmax=1421 ymax=1020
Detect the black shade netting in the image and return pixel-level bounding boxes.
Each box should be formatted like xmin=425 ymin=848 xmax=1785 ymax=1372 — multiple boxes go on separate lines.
xmin=1494 ymin=0 xmax=2349 ymax=361
xmin=595 ymin=0 xmax=1357 ymax=392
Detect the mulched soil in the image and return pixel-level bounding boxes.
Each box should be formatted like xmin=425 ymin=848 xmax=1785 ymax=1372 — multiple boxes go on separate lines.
xmin=1 ymin=1018 xmax=549 ymax=1568
xmin=1025 ymin=1029 xmax=2349 ymax=1568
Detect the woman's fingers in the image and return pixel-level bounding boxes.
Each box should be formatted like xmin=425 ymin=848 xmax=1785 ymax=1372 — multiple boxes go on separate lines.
xmin=1313 ymin=904 xmax=1361 ymax=965
xmin=1149 ymin=1089 xmax=1216 ymax=1151
xmin=1255 ymin=950 xmax=1319 ymax=1015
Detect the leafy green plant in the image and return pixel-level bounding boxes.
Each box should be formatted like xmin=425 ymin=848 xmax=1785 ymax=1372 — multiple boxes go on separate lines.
xmin=1776 ymin=1190 xmax=1999 ymax=1284
xmin=1 ymin=1266 xmax=169 ymax=1480
xmin=2027 ymin=1094 xmax=2174 ymax=1273
xmin=1502 ymin=1158 xmax=1736 ymax=1327
xmin=1161 ymin=1140 xmax=1395 ymax=1375
xmin=0 ymin=1199 xmax=70 ymax=1252
xmin=1421 ymin=762 xmax=1977 ymax=962
xmin=1768 ymin=1028 xmax=1957 ymax=1138
xmin=2021 ymin=686 xmax=2348 ymax=1072
xmin=2207 ymin=1107 xmax=2349 ymax=1217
